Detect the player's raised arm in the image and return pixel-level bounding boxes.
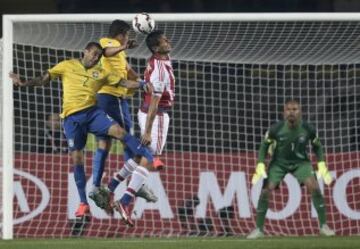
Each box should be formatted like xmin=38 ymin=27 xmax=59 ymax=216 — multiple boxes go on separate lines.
xmin=102 ymin=44 xmax=127 ymax=57
xmin=118 ymin=78 xmax=147 ymax=89
xmin=141 ymin=94 xmax=161 ymax=146
xmin=126 ymin=62 xmax=140 ymax=81
xmin=10 ymin=72 xmax=50 ymax=87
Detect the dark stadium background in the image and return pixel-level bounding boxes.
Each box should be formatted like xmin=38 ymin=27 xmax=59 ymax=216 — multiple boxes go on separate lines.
xmin=1 ymin=0 xmax=360 ymax=36
xmin=2 ymin=0 xmax=360 ymax=153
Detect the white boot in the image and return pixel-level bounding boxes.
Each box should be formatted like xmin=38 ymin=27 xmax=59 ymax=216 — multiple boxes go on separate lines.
xmin=246 ymin=228 xmax=264 ymax=239
xmin=320 ymin=224 xmax=335 ymax=236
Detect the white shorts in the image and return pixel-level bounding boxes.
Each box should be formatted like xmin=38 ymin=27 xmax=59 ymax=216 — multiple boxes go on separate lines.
xmin=137 ymin=110 xmax=170 ymax=155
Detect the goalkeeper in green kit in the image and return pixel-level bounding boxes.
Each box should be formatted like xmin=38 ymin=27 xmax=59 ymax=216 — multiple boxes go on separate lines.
xmin=247 ymin=99 xmax=335 ymax=239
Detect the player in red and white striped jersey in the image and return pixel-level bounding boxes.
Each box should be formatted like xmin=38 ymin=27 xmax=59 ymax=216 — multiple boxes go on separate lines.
xmin=138 ymin=30 xmax=175 ymax=170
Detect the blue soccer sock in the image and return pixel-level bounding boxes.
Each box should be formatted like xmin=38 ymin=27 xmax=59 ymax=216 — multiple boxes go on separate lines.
xmin=92 ymin=148 xmax=109 ymax=187
xmin=108 ymin=178 xmax=120 ymax=192
xmin=123 ymin=147 xmax=133 ymax=162
xmin=108 ymin=159 xmax=137 ymax=192
xmin=74 ymin=164 xmax=87 ymax=204
xmin=122 ymin=134 xmax=153 ymax=163
xmin=120 ymin=192 xmax=134 ymax=206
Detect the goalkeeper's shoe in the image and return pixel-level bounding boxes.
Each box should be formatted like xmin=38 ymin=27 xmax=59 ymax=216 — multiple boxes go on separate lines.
xmin=113 ymin=200 xmax=134 ymax=227
xmin=246 ymin=228 xmax=264 ymax=239
xmin=89 ymin=186 xmax=114 ymax=215
xmin=320 ymin=224 xmax=335 ymax=236
xmin=135 ymin=184 xmax=158 ymax=203
xmin=153 ymin=157 xmax=165 ymax=170
xmin=75 ymin=203 xmax=90 ymax=218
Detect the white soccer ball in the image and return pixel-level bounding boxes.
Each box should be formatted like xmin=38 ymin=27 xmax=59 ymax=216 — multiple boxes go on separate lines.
xmin=132 ymin=13 xmax=155 ymax=34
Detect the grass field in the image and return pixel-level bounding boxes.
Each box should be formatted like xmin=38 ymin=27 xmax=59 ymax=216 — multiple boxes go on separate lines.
xmin=0 ymin=236 xmax=359 ymax=249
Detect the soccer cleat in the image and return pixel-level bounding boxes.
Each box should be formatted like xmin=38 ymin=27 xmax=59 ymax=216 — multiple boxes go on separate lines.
xmin=75 ymin=203 xmax=90 ymax=218
xmin=135 ymin=184 xmax=158 ymax=203
xmin=246 ymin=228 xmax=264 ymax=239
xmin=113 ymin=200 xmax=134 ymax=227
xmin=153 ymin=157 xmax=165 ymax=170
xmin=320 ymin=224 xmax=335 ymax=236
xmin=89 ymin=186 xmax=114 ymax=215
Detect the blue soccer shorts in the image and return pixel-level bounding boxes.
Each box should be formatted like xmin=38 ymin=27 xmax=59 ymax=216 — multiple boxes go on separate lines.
xmin=63 ymin=106 xmax=116 ymax=151
xmin=96 ymin=93 xmax=132 ymax=133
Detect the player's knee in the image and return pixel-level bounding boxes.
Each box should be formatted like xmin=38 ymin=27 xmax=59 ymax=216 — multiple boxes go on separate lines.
xmin=305 ymin=177 xmax=319 ymax=193
xmin=98 ymin=139 xmax=112 ymax=151
xmin=260 ymin=189 xmax=270 ymax=199
xmin=108 ymin=124 xmax=126 ymax=139
xmin=133 ymin=155 xmax=141 ymax=164
xmin=71 ymin=151 xmax=84 ymax=165
xmin=132 ymin=155 xmax=151 ymax=169
xmin=139 ymin=156 xmax=153 ymax=169
xmin=308 ymin=183 xmax=320 ymax=194
xmin=262 ymin=184 xmax=276 ymax=198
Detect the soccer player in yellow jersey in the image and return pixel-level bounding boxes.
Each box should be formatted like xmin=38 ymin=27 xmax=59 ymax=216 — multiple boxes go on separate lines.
xmin=10 ymin=42 xmax=152 ymax=226
xmin=91 ymin=20 xmax=157 ymax=210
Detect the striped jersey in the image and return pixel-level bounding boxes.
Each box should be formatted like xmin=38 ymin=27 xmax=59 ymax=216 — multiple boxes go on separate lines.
xmin=142 ymin=54 xmax=175 ymax=110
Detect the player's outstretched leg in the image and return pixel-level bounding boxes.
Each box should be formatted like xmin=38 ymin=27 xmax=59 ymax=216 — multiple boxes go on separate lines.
xmin=91 ymin=147 xmax=109 ymax=189
xmin=113 ymin=165 xmax=150 ymax=226
xmin=73 ymin=163 xmax=90 ymax=218
xmin=305 ymin=177 xmax=335 ymax=236
xmin=107 ymin=159 xmax=158 ymax=203
xmin=312 ymin=190 xmax=335 ymax=236
xmin=247 ymin=186 xmax=272 ymax=239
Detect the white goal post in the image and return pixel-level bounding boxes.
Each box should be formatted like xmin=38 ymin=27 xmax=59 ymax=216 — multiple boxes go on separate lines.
xmin=2 ymin=13 xmax=360 ymax=239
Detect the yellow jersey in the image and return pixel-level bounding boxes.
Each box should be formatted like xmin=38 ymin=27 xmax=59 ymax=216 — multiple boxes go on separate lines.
xmin=48 ymin=59 xmax=120 ymax=118
xmin=98 ymin=37 xmax=135 ymax=97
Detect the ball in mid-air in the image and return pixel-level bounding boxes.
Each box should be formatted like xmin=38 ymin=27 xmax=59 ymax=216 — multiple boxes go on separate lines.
xmin=132 ymin=13 xmax=155 ymax=34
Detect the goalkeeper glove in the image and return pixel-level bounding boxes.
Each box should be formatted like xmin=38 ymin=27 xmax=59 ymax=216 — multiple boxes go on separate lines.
xmin=251 ymin=162 xmax=268 ymax=185
xmin=316 ymin=161 xmax=333 ymax=185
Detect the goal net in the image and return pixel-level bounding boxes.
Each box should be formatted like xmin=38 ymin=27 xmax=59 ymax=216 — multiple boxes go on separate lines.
xmin=2 ymin=13 xmax=360 ymax=238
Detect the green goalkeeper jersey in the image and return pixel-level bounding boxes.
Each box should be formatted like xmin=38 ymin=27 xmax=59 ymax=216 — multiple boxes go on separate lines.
xmin=258 ymin=120 xmax=325 ymax=165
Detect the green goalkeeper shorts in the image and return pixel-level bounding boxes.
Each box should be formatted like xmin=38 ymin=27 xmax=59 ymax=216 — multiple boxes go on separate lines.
xmin=266 ymin=161 xmax=316 ymax=186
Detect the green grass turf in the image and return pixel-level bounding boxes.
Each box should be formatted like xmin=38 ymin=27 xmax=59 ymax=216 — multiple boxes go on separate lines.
xmin=0 ymin=236 xmax=359 ymax=249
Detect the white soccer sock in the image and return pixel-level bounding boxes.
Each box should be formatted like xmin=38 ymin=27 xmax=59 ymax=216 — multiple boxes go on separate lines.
xmin=114 ymin=159 xmax=138 ymax=182
xmin=126 ymin=166 xmax=149 ymax=194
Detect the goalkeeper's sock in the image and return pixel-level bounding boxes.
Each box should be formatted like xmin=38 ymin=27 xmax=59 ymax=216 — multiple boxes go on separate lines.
xmin=108 ymin=159 xmax=137 ymax=192
xmin=92 ymin=148 xmax=108 ymax=187
xmin=122 ymin=134 xmax=153 ymax=163
xmin=121 ymin=166 xmax=149 ymax=205
xmin=312 ymin=189 xmax=327 ymax=227
xmin=255 ymin=192 xmax=269 ymax=231
xmin=74 ymin=164 xmax=87 ymax=204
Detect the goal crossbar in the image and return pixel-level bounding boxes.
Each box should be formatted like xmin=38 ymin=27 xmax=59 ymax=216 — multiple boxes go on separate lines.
xmin=2 ymin=13 xmax=360 ymax=239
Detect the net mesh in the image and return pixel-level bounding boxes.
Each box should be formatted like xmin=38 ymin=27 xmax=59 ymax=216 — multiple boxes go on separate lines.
xmin=5 ymin=18 xmax=360 ymax=238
